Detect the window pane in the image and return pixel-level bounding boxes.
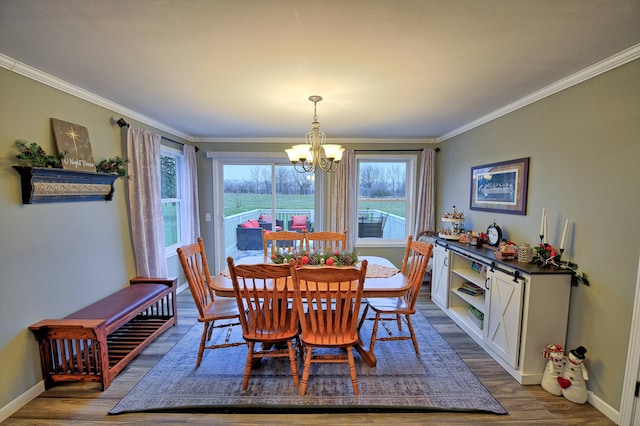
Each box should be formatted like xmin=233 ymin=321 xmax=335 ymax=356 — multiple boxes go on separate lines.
xmin=162 ymin=202 xmax=179 ymax=246
xmin=161 ymin=155 xmax=177 ymax=199
xmin=358 ymin=161 xmax=407 ymax=239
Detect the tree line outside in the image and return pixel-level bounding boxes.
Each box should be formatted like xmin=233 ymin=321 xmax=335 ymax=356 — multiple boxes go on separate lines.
xmin=223 ymin=163 xmax=407 ymax=218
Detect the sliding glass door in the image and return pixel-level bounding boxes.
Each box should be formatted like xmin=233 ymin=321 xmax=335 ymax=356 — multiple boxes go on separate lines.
xmin=221 ymin=162 xmax=315 ymax=264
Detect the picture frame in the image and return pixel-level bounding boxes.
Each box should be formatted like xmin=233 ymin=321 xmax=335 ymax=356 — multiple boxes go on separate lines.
xmin=469 ymin=157 xmax=529 ymax=215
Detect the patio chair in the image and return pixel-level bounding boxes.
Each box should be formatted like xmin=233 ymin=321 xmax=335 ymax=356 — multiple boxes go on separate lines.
xmin=177 ymin=238 xmax=243 ymax=368
xmin=290 ymin=259 xmax=368 ymax=396
xmin=226 ymin=257 xmax=300 ymax=390
xmin=357 ymin=235 xmax=433 ymax=355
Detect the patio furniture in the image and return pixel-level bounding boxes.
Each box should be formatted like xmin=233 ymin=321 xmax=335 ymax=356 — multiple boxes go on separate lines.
xmin=358 ymin=211 xmax=388 ymax=238
xmin=288 ymin=215 xmax=311 ymax=232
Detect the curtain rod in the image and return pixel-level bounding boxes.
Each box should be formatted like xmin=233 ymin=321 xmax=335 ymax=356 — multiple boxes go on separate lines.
xmin=115 ymin=117 xmax=198 ymax=152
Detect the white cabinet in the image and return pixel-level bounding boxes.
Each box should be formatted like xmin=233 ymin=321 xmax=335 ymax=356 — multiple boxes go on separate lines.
xmin=431 ymin=245 xmax=449 ymax=308
xmin=432 ymin=239 xmax=572 ymax=384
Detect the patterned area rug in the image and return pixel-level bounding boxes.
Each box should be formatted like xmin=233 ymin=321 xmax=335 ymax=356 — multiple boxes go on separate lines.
xmin=109 ymin=309 xmax=507 ymax=414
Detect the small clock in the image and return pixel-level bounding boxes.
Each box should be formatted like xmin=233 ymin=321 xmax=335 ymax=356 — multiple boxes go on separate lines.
xmin=486 ymin=222 xmax=503 ymax=246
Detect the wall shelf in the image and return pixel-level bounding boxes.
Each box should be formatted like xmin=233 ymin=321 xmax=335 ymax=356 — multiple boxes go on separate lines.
xmin=13 ymin=166 xmax=119 ymax=204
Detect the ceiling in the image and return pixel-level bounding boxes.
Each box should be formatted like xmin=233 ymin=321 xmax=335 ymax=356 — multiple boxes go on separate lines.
xmin=1 ymin=0 xmax=639 ymax=143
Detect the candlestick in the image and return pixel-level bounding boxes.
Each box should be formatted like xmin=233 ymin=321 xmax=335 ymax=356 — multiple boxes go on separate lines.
xmin=560 ymin=219 xmax=568 ymax=250
xmin=543 ymin=215 xmax=548 ymax=244
xmin=540 ymin=208 xmax=546 ymax=235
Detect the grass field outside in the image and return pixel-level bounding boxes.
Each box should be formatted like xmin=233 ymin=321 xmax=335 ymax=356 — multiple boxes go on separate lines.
xmin=224 ymin=193 xmax=406 ymax=218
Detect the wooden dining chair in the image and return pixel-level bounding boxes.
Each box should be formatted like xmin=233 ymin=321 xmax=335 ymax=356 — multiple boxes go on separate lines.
xmin=305 ymin=230 xmax=347 ymax=253
xmin=290 ymin=259 xmax=368 ymax=396
xmin=263 ymin=229 xmax=306 ymax=257
xmin=357 ymin=236 xmax=433 ymax=355
xmin=226 ymin=257 xmax=300 ymax=390
xmin=177 ymin=238 xmax=243 ymax=368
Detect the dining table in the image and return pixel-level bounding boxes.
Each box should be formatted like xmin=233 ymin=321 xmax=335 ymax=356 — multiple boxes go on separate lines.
xmin=211 ymin=255 xmax=410 ymax=367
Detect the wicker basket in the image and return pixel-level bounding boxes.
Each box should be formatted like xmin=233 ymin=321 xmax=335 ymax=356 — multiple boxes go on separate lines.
xmin=518 ymin=244 xmax=534 ymax=263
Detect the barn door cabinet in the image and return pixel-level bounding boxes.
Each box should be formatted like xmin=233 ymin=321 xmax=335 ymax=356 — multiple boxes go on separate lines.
xmin=431 ymin=238 xmax=572 ymax=385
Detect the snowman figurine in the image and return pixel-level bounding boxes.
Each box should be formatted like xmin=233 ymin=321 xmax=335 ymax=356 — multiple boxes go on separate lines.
xmin=558 ymin=346 xmax=589 ymax=404
xmin=541 ymin=344 xmax=565 ymax=396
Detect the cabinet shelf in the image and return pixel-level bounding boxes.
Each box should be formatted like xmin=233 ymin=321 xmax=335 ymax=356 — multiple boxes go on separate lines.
xmin=13 ymin=166 xmax=119 ymax=204
xmin=448 ymin=305 xmax=484 ymax=341
xmin=451 ymin=267 xmax=486 ymax=287
xmin=452 ymin=287 xmax=485 ymax=311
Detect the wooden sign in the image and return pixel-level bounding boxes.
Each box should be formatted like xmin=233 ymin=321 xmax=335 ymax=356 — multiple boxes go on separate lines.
xmin=51 ymin=118 xmax=96 ymax=172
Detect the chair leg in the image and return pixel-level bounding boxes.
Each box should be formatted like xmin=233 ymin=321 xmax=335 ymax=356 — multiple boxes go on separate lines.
xmin=369 ymin=312 xmax=381 ymax=353
xmin=396 ymin=313 xmax=402 ymax=331
xmin=242 ymin=341 xmax=255 ymax=390
xmin=406 ymin=314 xmax=420 ymax=355
xmin=347 ymin=346 xmax=359 ymax=395
xmin=357 ymin=302 xmax=370 ymax=331
xmin=196 ymin=322 xmax=210 ymax=368
xmin=300 ymin=345 xmax=312 ymax=396
xmin=287 ymin=340 xmax=300 ymax=387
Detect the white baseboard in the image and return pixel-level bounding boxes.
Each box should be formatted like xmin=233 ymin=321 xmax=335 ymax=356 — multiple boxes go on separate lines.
xmin=588 ymin=391 xmax=620 ymax=425
xmin=0 ymin=380 xmax=44 ymax=423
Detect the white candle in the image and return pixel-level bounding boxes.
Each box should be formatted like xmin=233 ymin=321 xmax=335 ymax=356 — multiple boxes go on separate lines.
xmin=560 ymin=219 xmax=569 ymax=250
xmin=543 ymin=215 xmax=548 ymax=244
xmin=540 ymin=208 xmax=546 ymax=235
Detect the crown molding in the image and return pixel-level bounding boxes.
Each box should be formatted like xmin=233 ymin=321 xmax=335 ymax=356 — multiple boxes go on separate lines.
xmin=0 ymin=53 xmax=193 ymax=141
xmin=195 ymin=136 xmax=436 ymax=144
xmin=439 ymin=42 xmax=640 ymax=142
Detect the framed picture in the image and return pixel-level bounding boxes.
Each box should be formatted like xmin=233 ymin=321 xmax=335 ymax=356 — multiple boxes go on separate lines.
xmin=470 ymin=157 xmax=529 ymax=215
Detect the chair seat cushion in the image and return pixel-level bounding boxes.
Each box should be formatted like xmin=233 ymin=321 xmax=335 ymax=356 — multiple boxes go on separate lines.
xmin=366 ymin=296 xmax=412 ymax=313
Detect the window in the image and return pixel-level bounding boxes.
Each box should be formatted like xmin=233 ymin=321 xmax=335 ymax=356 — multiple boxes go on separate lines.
xmin=161 ymin=146 xmax=184 ymax=253
xmin=356 ymin=154 xmax=415 ymax=243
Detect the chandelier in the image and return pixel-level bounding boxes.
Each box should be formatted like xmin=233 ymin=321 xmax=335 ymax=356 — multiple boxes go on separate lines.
xmin=285 ymin=95 xmax=344 ymax=173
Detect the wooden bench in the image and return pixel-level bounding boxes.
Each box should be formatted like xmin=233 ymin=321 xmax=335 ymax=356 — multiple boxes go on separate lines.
xmin=29 ymin=277 xmax=177 ymax=390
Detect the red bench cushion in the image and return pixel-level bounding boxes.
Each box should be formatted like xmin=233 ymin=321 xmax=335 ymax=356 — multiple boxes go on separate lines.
xmin=65 ymin=284 xmax=168 ymax=329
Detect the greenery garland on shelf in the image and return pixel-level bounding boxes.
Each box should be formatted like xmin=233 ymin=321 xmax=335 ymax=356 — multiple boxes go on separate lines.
xmin=14 ymin=140 xmax=128 ymax=178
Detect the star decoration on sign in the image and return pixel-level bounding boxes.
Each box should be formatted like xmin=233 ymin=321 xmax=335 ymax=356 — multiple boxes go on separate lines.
xmin=64 ymin=126 xmax=81 ymax=154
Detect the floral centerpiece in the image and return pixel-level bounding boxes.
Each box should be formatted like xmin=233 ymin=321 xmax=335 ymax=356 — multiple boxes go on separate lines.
xmin=532 ymin=243 xmax=589 ymax=286
xmin=271 ymin=250 xmax=359 ymax=266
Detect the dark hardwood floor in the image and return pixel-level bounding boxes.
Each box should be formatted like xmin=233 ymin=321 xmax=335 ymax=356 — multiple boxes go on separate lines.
xmin=5 ymin=286 xmax=614 ymax=425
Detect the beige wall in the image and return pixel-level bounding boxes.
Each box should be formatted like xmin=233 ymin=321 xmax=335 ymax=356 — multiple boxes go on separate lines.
xmin=0 ymin=68 xmax=186 ymax=409
xmin=437 ymin=58 xmax=640 ymax=410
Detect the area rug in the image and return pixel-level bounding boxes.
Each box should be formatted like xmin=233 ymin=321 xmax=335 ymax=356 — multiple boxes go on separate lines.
xmin=109 ymin=309 xmax=507 ymax=415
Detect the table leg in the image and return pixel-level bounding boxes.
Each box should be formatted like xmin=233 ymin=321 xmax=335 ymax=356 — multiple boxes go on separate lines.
xmin=354 ymin=334 xmax=377 ymax=367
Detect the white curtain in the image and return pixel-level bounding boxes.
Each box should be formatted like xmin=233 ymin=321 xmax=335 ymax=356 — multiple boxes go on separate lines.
xmin=126 ymin=126 xmax=167 ymax=278
xmin=413 ymin=148 xmax=436 ymax=236
xmin=183 ymin=144 xmax=200 ymax=244
xmin=330 ymin=149 xmax=357 ymax=250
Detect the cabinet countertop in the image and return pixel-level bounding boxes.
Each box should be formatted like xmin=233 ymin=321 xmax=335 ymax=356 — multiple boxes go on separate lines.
xmin=435 ymin=237 xmax=573 ymax=276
